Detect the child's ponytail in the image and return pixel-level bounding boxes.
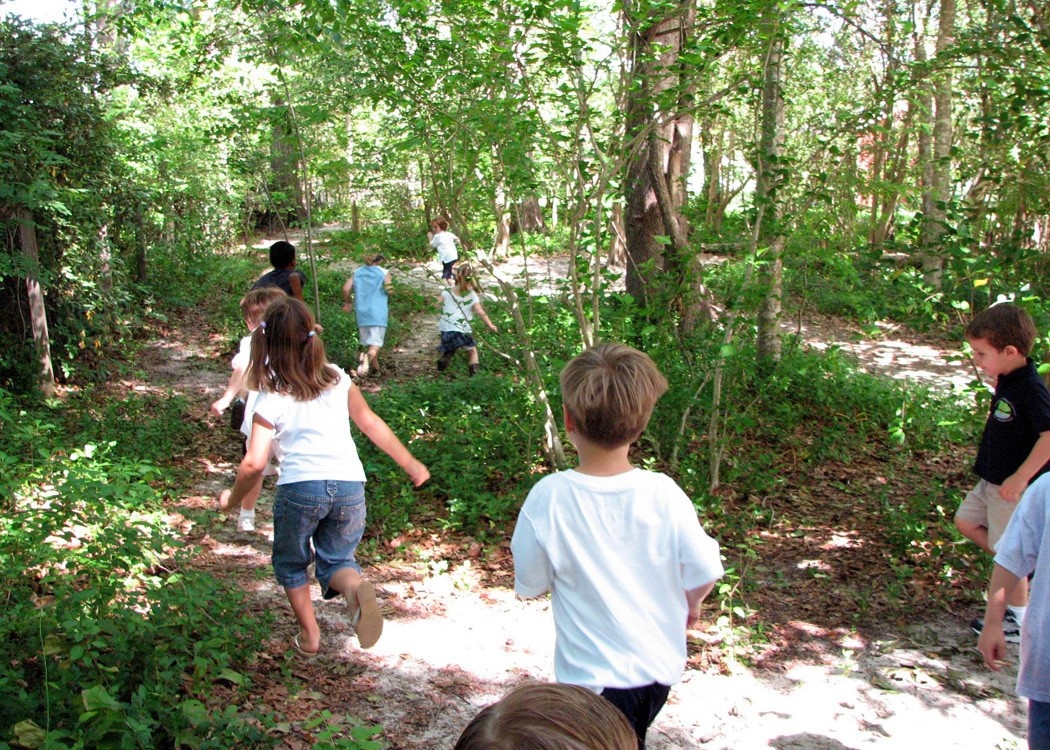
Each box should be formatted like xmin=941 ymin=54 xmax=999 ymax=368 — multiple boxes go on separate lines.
xmin=247 ymin=298 xmax=338 ymax=400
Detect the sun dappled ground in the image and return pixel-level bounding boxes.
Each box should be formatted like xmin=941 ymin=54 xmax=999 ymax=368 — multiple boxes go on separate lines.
xmin=133 ymin=246 xmax=1027 ymax=748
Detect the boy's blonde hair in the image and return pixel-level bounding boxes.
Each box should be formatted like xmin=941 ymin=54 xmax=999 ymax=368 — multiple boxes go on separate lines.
xmin=246 ymin=297 xmax=337 ymax=400
xmin=453 ymin=683 xmax=636 ymax=750
xmin=560 ymin=342 xmax=668 ymax=449
xmin=240 ymin=287 xmax=288 ymax=329
xmin=966 ymin=303 xmax=1037 ymax=355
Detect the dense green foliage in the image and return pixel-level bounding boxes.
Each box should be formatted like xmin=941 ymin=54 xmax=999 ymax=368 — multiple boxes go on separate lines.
xmin=0 ymin=389 xmax=275 ymax=748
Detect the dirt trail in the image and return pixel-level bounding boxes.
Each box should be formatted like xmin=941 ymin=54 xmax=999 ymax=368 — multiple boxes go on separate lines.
xmin=153 ymin=247 xmax=1025 ymax=749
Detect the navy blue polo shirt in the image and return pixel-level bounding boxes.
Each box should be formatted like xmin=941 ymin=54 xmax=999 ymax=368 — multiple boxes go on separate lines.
xmin=974 ymin=359 xmax=1050 ymax=485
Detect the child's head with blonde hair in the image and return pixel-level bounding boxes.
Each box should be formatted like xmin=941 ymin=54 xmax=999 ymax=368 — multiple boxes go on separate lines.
xmin=247 ymin=297 xmax=337 ymax=400
xmin=560 ymin=342 xmax=668 ymax=450
xmin=453 ymin=683 xmax=637 ymax=750
xmin=453 ymin=262 xmax=478 ymax=295
xmin=240 ymin=287 xmax=288 ymax=330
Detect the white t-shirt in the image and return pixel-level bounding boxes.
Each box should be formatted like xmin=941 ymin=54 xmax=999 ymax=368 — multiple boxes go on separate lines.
xmin=995 ymin=472 xmax=1050 ymax=702
xmin=430 ymin=230 xmax=459 ymax=264
xmin=233 ymin=335 xmax=259 ymax=441
xmin=252 ymin=365 xmax=366 ymax=485
xmin=512 ymin=468 xmax=724 ymax=691
xmin=438 ymin=289 xmax=478 ymax=333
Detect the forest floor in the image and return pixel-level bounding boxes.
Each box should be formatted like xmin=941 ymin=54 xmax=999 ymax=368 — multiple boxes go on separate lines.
xmin=143 ymin=242 xmax=1026 ymax=749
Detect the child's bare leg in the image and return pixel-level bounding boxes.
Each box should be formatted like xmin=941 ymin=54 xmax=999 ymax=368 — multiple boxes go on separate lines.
xmin=467 ymin=347 xmax=480 ymax=366
xmin=329 ymin=567 xmax=383 ymax=648
xmin=367 ymin=345 xmax=381 ymax=372
xmin=285 ymin=584 xmax=320 ymax=653
xmin=955 ymin=517 xmax=993 ymax=554
xmin=240 ymin=474 xmax=264 ymax=512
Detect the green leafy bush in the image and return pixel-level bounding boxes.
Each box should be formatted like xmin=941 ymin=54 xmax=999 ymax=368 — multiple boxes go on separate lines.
xmin=0 ymin=395 xmax=273 ymax=748
xmin=358 ymin=375 xmax=548 ymax=534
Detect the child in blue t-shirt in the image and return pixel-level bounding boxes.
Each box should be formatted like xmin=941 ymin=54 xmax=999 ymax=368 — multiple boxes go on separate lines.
xmin=342 ymin=254 xmax=392 ymax=378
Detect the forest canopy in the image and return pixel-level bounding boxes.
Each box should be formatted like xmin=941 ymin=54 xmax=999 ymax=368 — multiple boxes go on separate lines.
xmin=0 ymin=0 xmax=1048 ymax=393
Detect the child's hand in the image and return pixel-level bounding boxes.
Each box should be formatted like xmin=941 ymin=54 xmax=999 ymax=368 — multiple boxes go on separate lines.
xmin=406 ymin=460 xmax=431 ymax=488
xmin=999 ymin=475 xmax=1026 ymax=503
xmin=978 ymin=622 xmax=1009 ymax=670
xmin=342 ymin=302 xmax=352 ymax=313
xmin=210 ymin=399 xmax=228 ymax=417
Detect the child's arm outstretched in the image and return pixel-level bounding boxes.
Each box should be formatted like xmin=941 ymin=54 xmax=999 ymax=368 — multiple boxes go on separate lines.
xmin=348 ymin=386 xmax=430 ymax=487
xmin=210 ymin=361 xmax=248 ymax=416
xmin=472 ymin=301 xmax=498 ymax=333
xmin=225 ymin=415 xmax=276 ymax=506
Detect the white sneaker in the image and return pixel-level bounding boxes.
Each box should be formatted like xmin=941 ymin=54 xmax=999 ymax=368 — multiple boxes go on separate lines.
xmin=237 ymin=512 xmax=256 ymax=532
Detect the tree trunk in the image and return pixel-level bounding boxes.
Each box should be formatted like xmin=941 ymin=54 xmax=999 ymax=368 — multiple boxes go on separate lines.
xmin=920 ymin=0 xmax=955 ymax=289
xmin=17 ymin=209 xmax=57 ymax=397
xmin=623 ymin=0 xmax=716 ymax=325
xmin=607 ymin=201 xmax=627 ymax=269
xmin=755 ymin=6 xmax=788 ymax=364
xmin=512 ymin=197 xmax=546 ymax=234
xmin=493 ymin=161 xmax=511 ymax=258
xmin=270 ymin=96 xmax=305 ymax=226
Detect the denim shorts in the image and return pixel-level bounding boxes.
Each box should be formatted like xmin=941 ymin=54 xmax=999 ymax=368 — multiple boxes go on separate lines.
xmin=271 ymin=480 xmax=366 ymax=595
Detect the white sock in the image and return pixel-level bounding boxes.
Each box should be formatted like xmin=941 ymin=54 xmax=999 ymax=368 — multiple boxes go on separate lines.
xmin=1007 ymin=605 xmax=1026 ymax=622
xmin=239 ymin=509 xmax=255 ymax=521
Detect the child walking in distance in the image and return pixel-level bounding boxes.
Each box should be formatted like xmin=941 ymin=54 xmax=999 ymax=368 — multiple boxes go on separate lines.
xmin=428 ymin=217 xmax=460 ymax=285
xmin=956 ymin=303 xmax=1050 ymax=642
xmin=342 ymin=253 xmax=392 ymax=378
xmin=437 ymin=263 xmax=497 ymax=376
xmin=210 ymin=287 xmax=287 ymax=531
xmin=252 ymin=240 xmax=307 ymax=300
xmin=224 ymin=297 xmax=430 ymax=654
xmin=454 ymin=682 xmax=637 ymax=750
xmin=511 ymin=343 xmax=724 ymax=749
xmin=979 ymin=472 xmax=1050 ymax=750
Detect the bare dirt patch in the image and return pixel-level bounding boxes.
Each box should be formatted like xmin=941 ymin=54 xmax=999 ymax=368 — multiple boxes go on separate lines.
xmin=141 ymin=251 xmax=1026 ymax=749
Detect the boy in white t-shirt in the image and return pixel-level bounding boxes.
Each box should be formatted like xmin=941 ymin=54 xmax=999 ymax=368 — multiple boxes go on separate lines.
xmin=511 ymin=343 xmax=724 ymax=749
xmin=428 ymin=217 xmax=460 ymax=285
xmin=210 ymin=287 xmax=286 ymax=531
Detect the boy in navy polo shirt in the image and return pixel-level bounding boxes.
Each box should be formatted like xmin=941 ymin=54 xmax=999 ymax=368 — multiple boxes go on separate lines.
xmin=956 ymin=303 xmax=1050 ymax=641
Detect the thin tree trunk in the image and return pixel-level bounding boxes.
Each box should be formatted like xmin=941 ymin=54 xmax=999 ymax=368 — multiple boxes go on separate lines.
xmin=608 ymin=201 xmax=627 ymax=268
xmin=17 ymin=209 xmax=57 ymax=397
xmin=478 ymin=257 xmax=567 ymax=470
xmin=920 ymin=0 xmax=954 ymax=289
xmin=755 ymin=7 xmax=788 ymax=364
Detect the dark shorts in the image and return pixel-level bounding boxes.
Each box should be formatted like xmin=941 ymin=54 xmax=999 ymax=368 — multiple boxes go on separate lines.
xmin=441 ymin=260 xmax=457 ymax=280
xmin=601 ymin=682 xmax=671 ymax=749
xmin=438 ymin=330 xmax=476 ymax=355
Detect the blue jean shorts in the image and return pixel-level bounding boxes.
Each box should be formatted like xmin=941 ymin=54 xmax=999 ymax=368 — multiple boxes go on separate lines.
xmin=271 ymin=480 xmax=366 ymax=596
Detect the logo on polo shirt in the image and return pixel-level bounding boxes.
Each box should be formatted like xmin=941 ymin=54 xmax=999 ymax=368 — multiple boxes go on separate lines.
xmin=993 ymin=398 xmax=1015 ymax=422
